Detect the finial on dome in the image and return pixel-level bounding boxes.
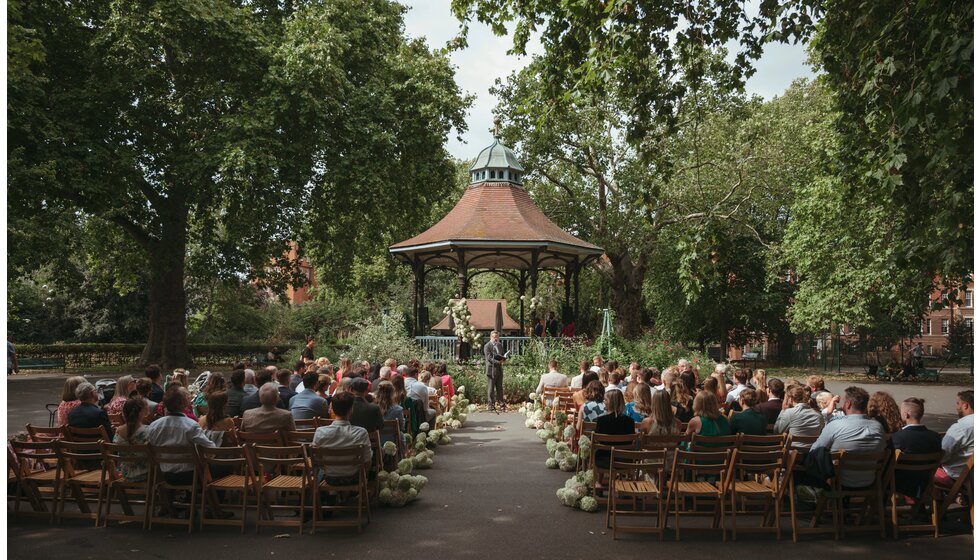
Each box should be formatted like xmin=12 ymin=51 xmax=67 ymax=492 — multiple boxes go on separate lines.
xmin=492 ymin=116 xmax=502 ymax=138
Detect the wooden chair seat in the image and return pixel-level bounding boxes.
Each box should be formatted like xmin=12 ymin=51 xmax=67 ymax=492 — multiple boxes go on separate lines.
xmin=614 ymin=479 xmax=660 ymax=495
xmin=210 ymin=474 xmax=248 ymax=490
xmin=65 ymin=470 xmax=102 ymax=484
xmin=732 ymin=480 xmax=773 ymax=495
xmin=265 ymin=474 xmax=305 ymax=489
xmin=25 ymin=469 xmax=58 ymax=481
xmin=675 ymin=481 xmax=724 ymax=496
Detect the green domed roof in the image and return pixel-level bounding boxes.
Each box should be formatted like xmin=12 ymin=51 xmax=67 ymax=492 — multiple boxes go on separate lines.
xmin=469 ymin=121 xmax=525 ymax=185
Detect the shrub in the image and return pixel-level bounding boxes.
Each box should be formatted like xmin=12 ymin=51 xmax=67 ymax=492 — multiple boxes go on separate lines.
xmin=339 ymin=315 xmax=429 ymax=364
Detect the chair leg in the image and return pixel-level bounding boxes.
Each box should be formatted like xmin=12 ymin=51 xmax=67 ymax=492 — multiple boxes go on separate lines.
xmin=674 ymin=493 xmax=681 ymax=541
xmin=730 ymin=492 xmax=737 ymax=541
xmin=720 ymin=495 xmax=727 ymax=542
xmin=774 ymin=495 xmax=781 ymax=541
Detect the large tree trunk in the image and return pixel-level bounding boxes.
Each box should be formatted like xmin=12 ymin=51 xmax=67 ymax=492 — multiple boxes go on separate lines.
xmin=606 ymin=251 xmax=646 ymax=339
xmin=140 ymin=212 xmax=192 ymax=368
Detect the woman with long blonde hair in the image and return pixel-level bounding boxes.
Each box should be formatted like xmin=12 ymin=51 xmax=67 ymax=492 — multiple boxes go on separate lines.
xmin=625 ymin=383 xmax=652 ymax=422
xmin=670 ymin=380 xmax=694 ymax=423
xmin=641 ymin=390 xmax=679 ymax=435
xmin=685 ymin=390 xmax=731 ymax=438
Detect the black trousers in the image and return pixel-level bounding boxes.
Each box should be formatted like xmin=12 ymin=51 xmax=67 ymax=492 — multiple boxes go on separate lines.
xmin=486 ymin=373 xmax=504 ymax=407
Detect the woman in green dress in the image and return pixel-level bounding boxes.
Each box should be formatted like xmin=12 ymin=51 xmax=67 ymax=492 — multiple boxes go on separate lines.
xmin=684 ymin=390 xmax=731 ymax=441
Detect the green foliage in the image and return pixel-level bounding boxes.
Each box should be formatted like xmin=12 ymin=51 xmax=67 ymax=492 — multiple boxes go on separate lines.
xmin=946 ymin=316 xmax=973 ymax=360
xmin=339 ymin=315 xmax=429 ymax=365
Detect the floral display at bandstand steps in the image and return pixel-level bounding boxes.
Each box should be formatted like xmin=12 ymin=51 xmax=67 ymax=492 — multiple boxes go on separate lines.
xmin=377 ymin=386 xmax=477 ymax=507
xmin=519 ymin=393 xmax=598 ymax=512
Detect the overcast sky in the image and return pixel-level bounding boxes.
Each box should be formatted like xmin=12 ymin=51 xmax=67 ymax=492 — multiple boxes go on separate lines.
xmin=401 ymin=1 xmax=816 ymax=159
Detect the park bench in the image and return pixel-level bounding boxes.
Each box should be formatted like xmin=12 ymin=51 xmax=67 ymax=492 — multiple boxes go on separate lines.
xmin=865 ymin=364 xmax=940 ymax=382
xmin=914 ymin=368 xmax=940 ymax=382
xmin=18 ymin=357 xmax=66 ymax=372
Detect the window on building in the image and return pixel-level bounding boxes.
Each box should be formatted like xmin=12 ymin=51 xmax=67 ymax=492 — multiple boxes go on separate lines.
xmin=941 ymin=318 xmax=949 ymax=335
xmin=966 ymin=290 xmax=973 ymax=308
xmin=924 ymin=319 xmax=932 ymax=335
xmin=927 ymin=345 xmax=934 ymax=355
xmin=966 ymin=318 xmax=974 ymax=333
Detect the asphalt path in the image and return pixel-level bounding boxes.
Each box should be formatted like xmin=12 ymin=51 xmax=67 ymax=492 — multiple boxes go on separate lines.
xmin=5 ymin=379 xmax=974 ymax=558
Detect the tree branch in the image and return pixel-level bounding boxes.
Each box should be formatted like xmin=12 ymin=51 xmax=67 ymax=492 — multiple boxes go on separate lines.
xmin=108 ymin=214 xmax=157 ymax=250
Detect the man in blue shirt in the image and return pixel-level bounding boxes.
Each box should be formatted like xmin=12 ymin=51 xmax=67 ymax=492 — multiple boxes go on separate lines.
xmin=811 ymin=386 xmax=886 ymax=488
xmin=290 ymin=371 xmax=330 ymax=420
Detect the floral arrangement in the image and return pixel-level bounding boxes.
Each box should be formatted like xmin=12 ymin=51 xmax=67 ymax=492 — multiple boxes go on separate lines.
xmin=545 ymin=440 xmax=578 ymax=471
xmin=436 ymin=386 xmax=474 ymax=430
xmin=445 ymin=298 xmax=482 ymax=346
xmin=555 ymin=469 xmax=598 ymax=512
xmin=377 ymin=468 xmax=428 ymax=507
xmin=519 ymin=295 xmax=543 ymax=312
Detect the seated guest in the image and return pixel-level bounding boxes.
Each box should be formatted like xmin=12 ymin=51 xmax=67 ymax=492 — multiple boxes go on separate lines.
xmin=625 ymin=383 xmax=652 ymax=422
xmin=685 ymin=390 xmax=731 ymax=439
xmin=725 ymin=368 xmax=750 ymax=410
xmin=572 ymin=372 xmax=599 ymax=408
xmin=640 ymin=390 xmax=679 ymax=435
xmin=594 ymin=390 xmax=636 ymax=470
xmin=730 ymin=389 xmax=767 ymax=435
xmin=68 ymin=382 xmax=114 ymax=438
xmin=135 ymin=378 xmax=159 ymax=420
xmin=314 ymin=373 xmax=333 ymax=400
xmin=313 ymin=392 xmax=373 ymax=485
xmin=276 ymin=368 xmax=296 ymax=405
xmin=605 ymin=371 xmax=624 ymax=393
xmin=750 ymin=369 xmax=767 ymax=391
xmin=810 ymin=386 xmax=886 ymax=488
xmin=404 ymin=367 xmax=436 ymax=424
xmin=435 ymin=362 xmax=455 ymax=399
xmin=226 ymin=369 xmax=248 ymax=418
xmin=775 ymin=385 xmax=826 ymax=444
xmin=241 ymin=383 xmax=296 ymax=433
xmin=291 ymin=371 xmax=331 ymax=420
xmin=243 ymin=369 xmax=258 ymax=396
xmin=535 ymin=359 xmax=569 ymax=395
xmin=56 ymin=375 xmax=88 ymax=426
xmin=289 ymin=360 xmax=306 ymax=392
xmin=938 ymin=390 xmax=974 ymax=487
xmin=146 ymin=387 xmax=216 ymax=485
xmin=753 ymin=378 xmax=785 ymax=425
xmin=576 ymin=380 xmax=607 ymax=433
xmin=240 ymin=368 xmax=285 ymax=413
xmin=570 ymin=360 xmax=589 ymax=389
xmin=154 ymin=383 xmax=198 ymax=421
xmin=670 ymin=380 xmax=695 ymax=423
xmin=198 ymin=391 xmax=235 ymax=446
xmin=419 ymin=371 xmax=438 ymax=396
xmin=868 ymin=391 xmax=904 ymax=435
xmin=145 ymin=364 xmax=165 ymax=403
xmin=709 ymin=363 xmax=730 ymax=402
xmin=349 ymin=377 xmax=384 ymax=433
xmin=105 ymin=375 xmax=135 ymax=416
xmin=891 ymin=397 xmax=942 ymax=498
xmin=113 ymin=397 xmax=150 ymax=481
xmin=589 ymin=355 xmax=603 ymax=373
xmin=375 ymin=381 xmax=405 ymax=443
xmin=806 ymin=374 xmax=825 ymax=394
xmin=192 ymin=373 xmax=226 ymax=418
xmin=815 ymin=391 xmax=845 ymax=423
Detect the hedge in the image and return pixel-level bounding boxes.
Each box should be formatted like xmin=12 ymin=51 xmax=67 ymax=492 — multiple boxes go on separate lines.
xmin=15 ymin=343 xmax=341 ymax=369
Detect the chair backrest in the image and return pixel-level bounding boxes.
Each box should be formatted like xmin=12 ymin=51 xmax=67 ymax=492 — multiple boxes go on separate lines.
xmin=26 ymin=424 xmax=65 ymax=443
xmin=581 ymin=421 xmax=597 ymax=439
xmin=730 ymin=449 xmax=785 ymax=480
xmin=610 ymin=448 xmax=668 ymax=483
xmin=368 ymin=431 xmax=383 ymax=471
xmin=293 ymin=418 xmax=317 ymax=430
xmin=381 ymin=419 xmax=401 ymax=446
xmin=150 ymin=445 xmax=199 ymax=473
xmin=308 ymin=445 xmax=368 ymax=470
xmin=788 ymin=434 xmax=819 ymax=449
xmin=318 ymin=418 xmax=334 ymax=427
xmin=101 ymin=442 xmax=152 ymax=479
xmin=591 ymin=432 xmax=640 ymax=449
xmin=10 ymin=440 xmax=59 ymax=472
xmin=249 ymin=445 xmax=308 ymax=479
xmin=236 ymin=430 xmax=284 ymax=447
xmin=835 ymin=449 xmax=892 ymax=489
xmin=196 ymin=444 xmax=250 ymax=484
xmin=285 ymin=430 xmax=316 ymax=445
xmin=64 ymin=425 xmax=110 ymax=443
xmin=672 ymin=449 xmax=732 ymax=480
xmin=736 ymin=433 xmax=786 ymax=451
xmin=691 ymin=434 xmax=738 ymax=451
xmin=892 ymin=450 xmax=943 ymax=496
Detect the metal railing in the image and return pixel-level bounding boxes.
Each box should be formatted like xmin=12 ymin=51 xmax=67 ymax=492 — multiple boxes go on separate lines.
xmin=415 ymin=336 xmax=457 ymax=361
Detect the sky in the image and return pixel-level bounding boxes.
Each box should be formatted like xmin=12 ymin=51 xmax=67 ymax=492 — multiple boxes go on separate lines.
xmin=401 ymin=0 xmax=816 ymax=160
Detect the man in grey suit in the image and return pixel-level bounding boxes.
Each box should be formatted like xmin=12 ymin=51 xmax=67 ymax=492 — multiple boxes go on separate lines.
xmin=484 ymin=330 xmax=507 ymax=412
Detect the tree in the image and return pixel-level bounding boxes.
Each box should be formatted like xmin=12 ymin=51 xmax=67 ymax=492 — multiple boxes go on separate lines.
xmin=8 ymin=0 xmax=469 ymax=367
xmin=494 ymin=54 xmax=772 ymax=338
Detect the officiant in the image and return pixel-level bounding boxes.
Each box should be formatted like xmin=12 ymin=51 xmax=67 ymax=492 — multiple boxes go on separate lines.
xmin=484 ymin=330 xmax=508 ymax=412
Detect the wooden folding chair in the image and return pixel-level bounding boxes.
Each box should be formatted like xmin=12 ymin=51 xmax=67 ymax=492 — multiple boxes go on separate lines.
xmin=736 ymin=433 xmax=786 ymax=452
xmin=690 ymin=434 xmax=738 ymax=452
xmin=318 ymin=418 xmax=334 ymax=427
xmin=285 ymin=430 xmax=317 ymax=446
xmin=784 ymin=447 xmax=838 ymax=542
xmin=575 ymin=421 xmax=598 ymax=472
xmin=294 ymin=418 xmax=317 ymax=430
xmin=935 ymin=455 xmax=973 ymax=529
xmin=607 ymin=448 xmax=668 ymax=539
xmin=197 ymin=444 xmax=257 ymax=533
xmin=236 ymin=431 xmax=285 ymax=447
xmin=889 ymin=450 xmax=943 ymax=539
xmin=148 ymin=446 xmax=201 ymax=533
xmin=99 ymin=442 xmax=153 ymax=528
xmin=787 ymin=434 xmax=819 ymax=450
xmin=309 ymin=445 xmax=370 ymax=534
xmin=728 ymin=449 xmax=796 ymax=540
xmin=833 ymin=449 xmax=893 ymax=539
xmin=26 ymin=424 xmax=65 ymax=469
xmin=251 ymin=445 xmax=311 ymax=534
xmin=63 ymin=425 xmax=110 ymax=443
xmin=231 ymin=417 xmax=244 ymax=430
xmin=53 ymin=440 xmax=106 ymax=525
xmin=590 ymin=433 xmax=640 ymax=493
xmin=9 ymin=440 xmax=60 ymax=518
xmin=381 ymin=419 xmax=404 ymax=460
xmin=668 ymin=449 xmax=732 ymax=541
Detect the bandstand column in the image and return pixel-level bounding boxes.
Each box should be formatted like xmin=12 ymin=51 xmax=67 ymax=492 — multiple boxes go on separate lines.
xmin=518 ymin=269 xmax=527 ymax=333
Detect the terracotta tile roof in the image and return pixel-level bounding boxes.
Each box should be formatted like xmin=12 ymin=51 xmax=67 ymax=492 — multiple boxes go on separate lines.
xmin=430 ymin=299 xmax=521 ymax=333
xmin=390 ymin=182 xmax=602 ymax=254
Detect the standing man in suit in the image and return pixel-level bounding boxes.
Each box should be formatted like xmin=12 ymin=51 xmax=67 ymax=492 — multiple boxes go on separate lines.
xmin=484 ymin=330 xmax=507 ymax=412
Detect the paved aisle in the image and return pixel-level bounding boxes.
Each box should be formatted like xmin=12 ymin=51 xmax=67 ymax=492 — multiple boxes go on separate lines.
xmin=8 ymin=410 xmax=972 ymax=559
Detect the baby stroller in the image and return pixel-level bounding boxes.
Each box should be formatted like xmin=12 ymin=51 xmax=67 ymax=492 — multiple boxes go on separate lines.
xmin=95 ymin=379 xmax=117 ymax=407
